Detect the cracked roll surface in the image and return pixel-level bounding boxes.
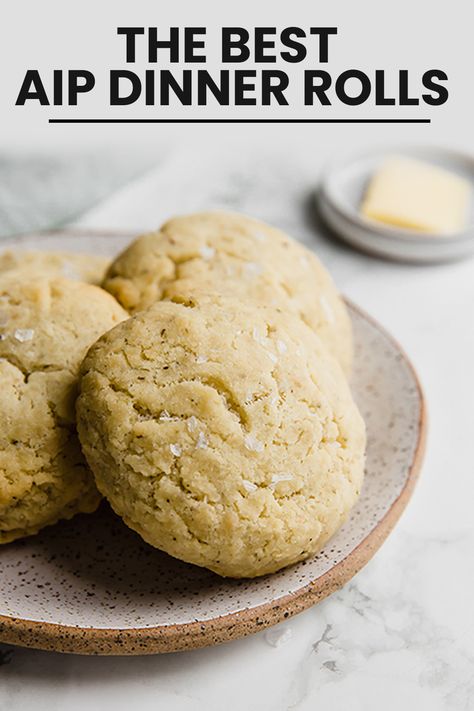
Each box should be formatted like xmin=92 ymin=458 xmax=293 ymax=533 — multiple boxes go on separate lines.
xmin=77 ymin=296 xmax=365 ymax=578
xmin=102 ymin=211 xmax=353 ymax=374
xmin=0 ymin=249 xmax=110 ymax=285
xmin=0 ymin=276 xmax=128 ymax=543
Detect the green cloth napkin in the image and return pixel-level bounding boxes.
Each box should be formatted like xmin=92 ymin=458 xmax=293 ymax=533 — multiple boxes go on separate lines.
xmin=0 ymin=149 xmax=157 ymax=239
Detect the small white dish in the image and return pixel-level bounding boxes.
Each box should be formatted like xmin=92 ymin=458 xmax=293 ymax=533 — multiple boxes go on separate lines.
xmin=318 ymin=146 xmax=474 ymax=263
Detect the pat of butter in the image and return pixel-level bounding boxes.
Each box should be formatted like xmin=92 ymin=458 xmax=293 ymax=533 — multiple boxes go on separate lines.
xmin=361 ymin=157 xmax=471 ymax=234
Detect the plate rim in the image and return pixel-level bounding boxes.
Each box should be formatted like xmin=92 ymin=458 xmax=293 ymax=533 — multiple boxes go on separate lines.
xmin=0 ymin=231 xmax=427 ymax=656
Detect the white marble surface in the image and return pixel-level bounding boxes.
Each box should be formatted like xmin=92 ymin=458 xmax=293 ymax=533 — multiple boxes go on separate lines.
xmin=1 ymin=143 xmax=474 ymax=711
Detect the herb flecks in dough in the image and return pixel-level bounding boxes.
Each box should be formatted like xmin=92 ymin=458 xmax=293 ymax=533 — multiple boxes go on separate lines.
xmin=102 ymin=211 xmax=353 ymax=374
xmin=0 ymin=275 xmax=127 ymax=543
xmin=77 ymin=296 xmax=365 ymax=578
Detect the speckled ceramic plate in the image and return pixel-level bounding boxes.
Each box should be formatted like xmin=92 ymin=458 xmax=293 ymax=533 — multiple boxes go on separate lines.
xmin=0 ymin=230 xmax=426 ymax=655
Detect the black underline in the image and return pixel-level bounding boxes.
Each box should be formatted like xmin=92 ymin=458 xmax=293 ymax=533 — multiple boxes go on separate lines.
xmin=48 ymin=118 xmax=431 ymax=124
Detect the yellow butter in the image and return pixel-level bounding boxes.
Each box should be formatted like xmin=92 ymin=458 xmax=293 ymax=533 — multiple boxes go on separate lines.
xmin=361 ymin=157 xmax=471 ymax=234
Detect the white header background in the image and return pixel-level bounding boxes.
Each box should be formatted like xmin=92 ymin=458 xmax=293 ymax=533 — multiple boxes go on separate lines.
xmin=0 ymin=0 xmax=472 ymax=156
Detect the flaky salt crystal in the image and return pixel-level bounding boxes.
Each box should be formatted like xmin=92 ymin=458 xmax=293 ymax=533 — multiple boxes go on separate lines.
xmin=196 ymin=355 xmax=207 ymax=364
xmin=270 ymin=473 xmax=294 ymax=490
xmin=252 ymin=327 xmax=266 ymax=345
xmin=242 ymin=479 xmax=258 ymax=493
xmin=244 ymin=434 xmax=264 ymax=453
xmin=196 ymin=431 xmax=208 ymax=449
xmin=169 ymin=443 xmax=182 ymax=457
xmin=266 ymin=351 xmax=278 ymax=364
xmin=244 ymin=262 xmax=263 ymax=278
xmin=199 ymin=245 xmax=215 ymax=260
xmin=160 ymin=410 xmax=178 ymax=422
xmin=14 ymin=328 xmax=34 ymax=343
xmin=187 ymin=416 xmax=198 ymax=433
